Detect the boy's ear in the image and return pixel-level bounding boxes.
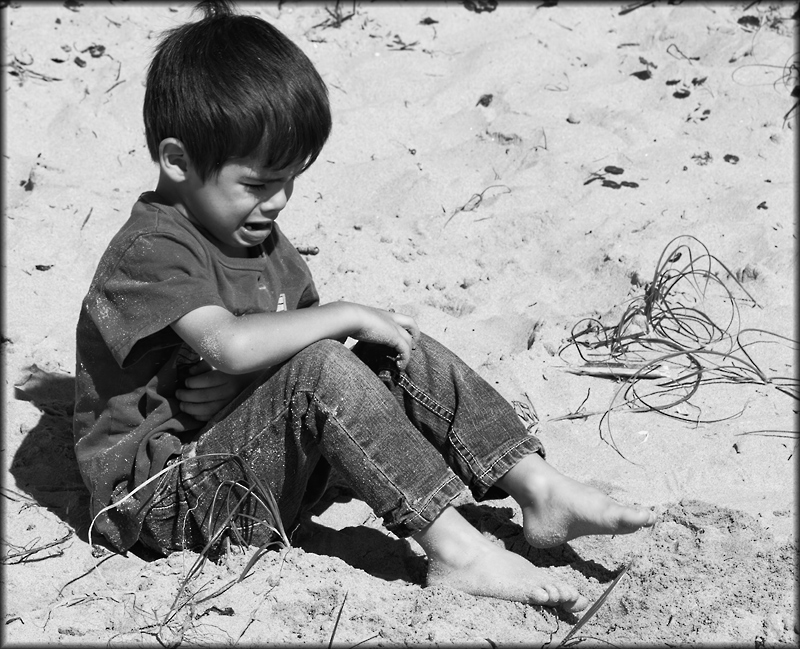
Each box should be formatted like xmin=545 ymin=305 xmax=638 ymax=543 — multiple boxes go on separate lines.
xmin=158 ymin=138 xmax=191 ymax=182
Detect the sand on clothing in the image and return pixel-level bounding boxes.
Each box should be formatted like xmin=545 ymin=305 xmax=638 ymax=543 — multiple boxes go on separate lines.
xmin=2 ymin=2 xmax=796 ymax=646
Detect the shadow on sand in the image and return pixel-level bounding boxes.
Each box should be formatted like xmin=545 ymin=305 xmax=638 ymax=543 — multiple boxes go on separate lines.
xmin=9 ymin=365 xmax=621 ymax=601
xmin=9 ymin=366 xmax=91 ymax=541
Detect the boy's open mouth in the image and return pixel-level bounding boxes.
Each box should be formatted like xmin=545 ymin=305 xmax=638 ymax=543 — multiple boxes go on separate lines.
xmin=244 ymin=221 xmax=270 ymax=231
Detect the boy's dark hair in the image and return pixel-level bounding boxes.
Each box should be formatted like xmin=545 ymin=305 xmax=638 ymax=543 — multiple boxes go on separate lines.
xmin=144 ymin=0 xmax=331 ymax=181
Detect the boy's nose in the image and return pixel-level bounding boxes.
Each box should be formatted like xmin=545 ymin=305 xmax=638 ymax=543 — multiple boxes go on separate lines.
xmin=264 ymin=186 xmax=289 ymax=212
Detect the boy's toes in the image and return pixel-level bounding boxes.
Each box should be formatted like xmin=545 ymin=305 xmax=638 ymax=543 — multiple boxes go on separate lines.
xmin=561 ymin=591 xmax=588 ymax=613
xmin=617 ymin=506 xmax=656 ymax=532
xmin=530 ymin=583 xmax=587 ymax=612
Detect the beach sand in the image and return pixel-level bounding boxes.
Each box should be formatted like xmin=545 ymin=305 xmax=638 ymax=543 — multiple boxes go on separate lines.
xmin=3 ymin=2 xmax=796 ymax=646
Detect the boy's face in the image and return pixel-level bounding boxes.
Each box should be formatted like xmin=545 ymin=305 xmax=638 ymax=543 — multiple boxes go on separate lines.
xmin=180 ymin=155 xmax=299 ymax=254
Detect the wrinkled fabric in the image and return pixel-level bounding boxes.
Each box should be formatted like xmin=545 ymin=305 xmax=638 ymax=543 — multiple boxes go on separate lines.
xmin=139 ymin=334 xmax=544 ymax=554
xmin=74 ymin=192 xmax=318 ymax=551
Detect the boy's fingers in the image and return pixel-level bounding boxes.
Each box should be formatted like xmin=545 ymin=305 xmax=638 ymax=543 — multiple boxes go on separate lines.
xmin=177 ymin=386 xmax=220 ymax=402
xmin=180 ymin=399 xmax=224 ymax=418
xmin=187 ymin=359 xmax=213 ymax=376
xmin=184 ymin=370 xmax=227 ymax=389
xmin=407 ymin=320 xmax=421 ymax=345
xmin=394 ymin=335 xmax=413 ymax=370
xmin=391 ymin=312 xmax=421 ymax=347
xmin=176 ymin=389 xmax=200 ymax=402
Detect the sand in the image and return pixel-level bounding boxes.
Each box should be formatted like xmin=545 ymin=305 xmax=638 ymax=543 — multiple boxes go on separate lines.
xmin=2 ymin=1 xmax=797 ymax=646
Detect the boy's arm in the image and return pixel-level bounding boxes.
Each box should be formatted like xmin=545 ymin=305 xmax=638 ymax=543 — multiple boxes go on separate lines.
xmin=170 ymin=301 xmax=420 ymax=375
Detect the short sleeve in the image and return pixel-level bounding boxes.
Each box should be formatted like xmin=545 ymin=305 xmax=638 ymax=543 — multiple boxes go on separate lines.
xmin=297 ymin=279 xmax=320 ymax=309
xmin=86 ymin=232 xmax=225 ymax=368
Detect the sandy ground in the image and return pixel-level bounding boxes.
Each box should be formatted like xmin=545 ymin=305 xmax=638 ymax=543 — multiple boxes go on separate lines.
xmin=2 ymin=1 xmax=797 ymax=646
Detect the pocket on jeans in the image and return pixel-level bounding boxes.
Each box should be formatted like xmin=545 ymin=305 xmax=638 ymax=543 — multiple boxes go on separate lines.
xmin=146 ymin=500 xmax=180 ymax=521
xmin=145 ymin=463 xmax=181 ymax=520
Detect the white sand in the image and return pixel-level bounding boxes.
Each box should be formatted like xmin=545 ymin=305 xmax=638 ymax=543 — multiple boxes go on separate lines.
xmin=3 ymin=2 xmax=796 ymax=645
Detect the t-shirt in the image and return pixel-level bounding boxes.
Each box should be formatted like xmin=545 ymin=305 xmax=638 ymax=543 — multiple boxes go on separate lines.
xmin=73 ymin=192 xmax=319 ymax=551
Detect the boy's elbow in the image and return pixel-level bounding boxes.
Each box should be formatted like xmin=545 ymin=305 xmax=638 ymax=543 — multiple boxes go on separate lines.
xmin=197 ymin=330 xmax=252 ymax=375
xmin=213 ymin=355 xmax=252 ymax=375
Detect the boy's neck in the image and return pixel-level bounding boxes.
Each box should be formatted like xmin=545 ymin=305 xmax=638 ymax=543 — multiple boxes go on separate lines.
xmin=154 ymin=175 xmax=186 ymax=215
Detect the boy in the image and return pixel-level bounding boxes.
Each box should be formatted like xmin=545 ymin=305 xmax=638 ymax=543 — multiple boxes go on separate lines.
xmin=73 ymin=0 xmax=654 ymax=613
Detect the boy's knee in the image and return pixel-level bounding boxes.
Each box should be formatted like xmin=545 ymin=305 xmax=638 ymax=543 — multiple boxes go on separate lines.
xmin=296 ymin=339 xmax=354 ymax=370
xmin=305 ymin=338 xmax=349 ymax=357
xmin=291 ymin=339 xmax=371 ymax=389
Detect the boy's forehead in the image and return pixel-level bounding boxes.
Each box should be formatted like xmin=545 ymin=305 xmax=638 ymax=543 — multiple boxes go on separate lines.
xmin=231 ymin=156 xmax=302 ymax=176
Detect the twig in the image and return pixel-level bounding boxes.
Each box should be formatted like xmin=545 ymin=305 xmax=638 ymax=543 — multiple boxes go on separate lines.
xmin=349 ymin=633 xmax=381 ymax=648
xmin=1 ymin=487 xmax=36 ymax=502
xmin=56 ymin=553 xmax=116 ymax=599
xmin=562 ymin=362 xmax=671 ymax=380
xmin=328 ymin=591 xmax=348 ymax=649
xmin=560 ymin=235 xmax=795 ymax=461
xmin=104 ymin=79 xmax=125 ymax=94
xmin=666 ymin=43 xmax=700 ymax=63
xmin=6 ymin=55 xmax=62 ymax=83
xmin=548 ymin=388 xmax=592 ymax=422
xmin=2 ymin=530 xmax=73 ymax=564
xmin=310 ymin=1 xmax=357 ymax=30
xmin=618 ymin=1 xmax=655 ymax=16
xmin=80 ymin=207 xmax=93 ymax=230
xmin=558 ymin=564 xmax=630 ymax=647
xmin=444 ymin=185 xmax=511 ymax=226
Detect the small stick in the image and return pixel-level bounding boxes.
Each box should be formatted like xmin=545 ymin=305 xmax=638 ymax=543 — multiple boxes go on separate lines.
xmin=548 ymin=388 xmax=596 ymax=422
xmin=80 ymin=207 xmax=93 ymax=230
xmin=104 ymin=79 xmax=125 ymax=94
xmin=666 ymin=43 xmax=700 ymax=63
xmin=56 ymin=552 xmax=116 ymax=599
xmin=328 ymin=591 xmax=348 ymax=649
xmin=2 ymin=530 xmax=73 ymax=564
xmin=619 ymin=1 xmax=654 ymax=16
xmin=444 ymin=184 xmax=511 ymax=226
xmin=295 ymin=245 xmax=319 ymax=256
xmin=563 ymin=363 xmax=672 ymax=380
xmin=558 ymin=563 xmax=630 ymax=647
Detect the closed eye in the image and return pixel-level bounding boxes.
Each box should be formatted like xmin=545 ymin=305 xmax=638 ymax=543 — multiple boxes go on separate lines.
xmin=243 ymin=176 xmax=296 ymax=191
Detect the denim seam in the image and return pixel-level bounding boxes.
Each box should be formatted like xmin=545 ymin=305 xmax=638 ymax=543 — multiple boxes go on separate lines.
xmin=447 ymin=429 xmax=536 ymax=492
xmin=307 ymin=391 xmax=406 ymax=495
xmin=447 ymin=424 xmax=479 ymax=474
xmin=396 ymin=373 xmax=455 ymax=423
xmin=475 ymin=436 xmax=539 ymax=487
xmin=307 ymin=390 xmax=458 ymax=531
xmin=400 ymin=473 xmax=464 ymax=531
xmin=397 ymin=372 xmax=515 ymax=498
xmin=184 ymin=403 xmax=291 ymax=484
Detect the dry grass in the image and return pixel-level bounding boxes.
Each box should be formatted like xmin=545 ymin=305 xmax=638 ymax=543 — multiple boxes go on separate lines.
xmin=556 ymin=564 xmax=630 ymax=648
xmin=557 ymin=235 xmax=797 ymax=461
xmin=84 ymin=451 xmax=292 ymax=646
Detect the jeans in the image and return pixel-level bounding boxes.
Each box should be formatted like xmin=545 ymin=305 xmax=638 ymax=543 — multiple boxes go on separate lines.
xmin=139 ymin=333 xmax=544 ymax=555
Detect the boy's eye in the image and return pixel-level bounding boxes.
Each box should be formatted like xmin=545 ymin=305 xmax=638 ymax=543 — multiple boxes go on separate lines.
xmin=244 ymin=176 xmax=295 ymax=190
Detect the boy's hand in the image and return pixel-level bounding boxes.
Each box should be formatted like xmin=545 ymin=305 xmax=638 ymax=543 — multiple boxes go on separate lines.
xmin=350 ymin=305 xmax=421 ymax=371
xmin=175 ymin=360 xmax=254 ymax=422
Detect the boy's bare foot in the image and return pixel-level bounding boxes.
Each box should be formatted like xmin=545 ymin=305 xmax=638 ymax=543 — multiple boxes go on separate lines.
xmin=496 ymin=453 xmax=656 ymax=548
xmin=414 ymin=506 xmax=589 ymax=612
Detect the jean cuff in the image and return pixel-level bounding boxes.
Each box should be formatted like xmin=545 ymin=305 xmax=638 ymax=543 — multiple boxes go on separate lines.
xmin=383 ymin=473 xmax=466 ymax=538
xmin=473 ymin=434 xmax=545 ymax=502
